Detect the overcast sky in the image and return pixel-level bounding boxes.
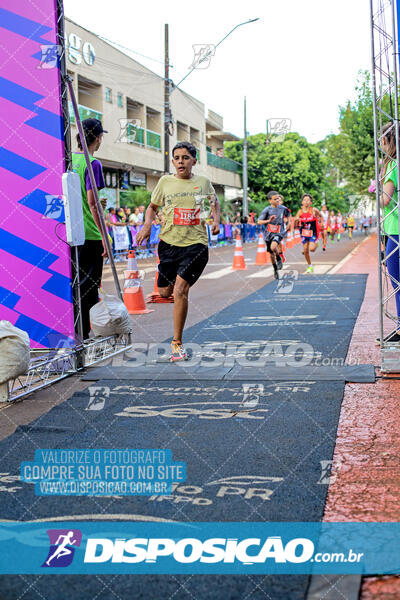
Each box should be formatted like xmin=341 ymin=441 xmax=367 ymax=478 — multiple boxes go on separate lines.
xmin=64 ymin=0 xmax=371 ymax=143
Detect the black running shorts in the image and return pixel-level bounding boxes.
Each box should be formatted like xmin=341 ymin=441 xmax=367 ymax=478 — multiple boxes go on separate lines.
xmin=265 ymin=234 xmax=283 ymax=252
xmin=157 ymin=240 xmax=209 ymax=288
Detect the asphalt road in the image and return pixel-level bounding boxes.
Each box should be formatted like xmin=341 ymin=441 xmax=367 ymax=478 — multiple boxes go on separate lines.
xmin=0 ymin=231 xmax=366 ymax=441
xmin=0 ymin=244 xmax=368 ymax=600
xmin=102 ymin=231 xmax=366 ymax=345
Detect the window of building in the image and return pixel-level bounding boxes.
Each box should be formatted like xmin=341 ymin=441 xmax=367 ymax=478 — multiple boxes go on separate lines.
xmin=117 ymin=93 xmax=123 ymax=107
xmin=105 ymin=88 xmax=112 ymax=103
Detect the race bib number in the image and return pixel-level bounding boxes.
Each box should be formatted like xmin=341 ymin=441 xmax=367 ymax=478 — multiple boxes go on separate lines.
xmin=267 ymin=224 xmax=279 ymax=233
xmin=173 ymin=207 xmax=200 ymax=226
xmin=301 ymin=228 xmax=313 ymax=238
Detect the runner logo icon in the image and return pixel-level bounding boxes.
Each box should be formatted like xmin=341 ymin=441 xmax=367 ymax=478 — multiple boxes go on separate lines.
xmin=317 ymin=460 xmax=342 ymax=485
xmin=86 ymin=386 xmax=110 ymax=411
xmin=241 ymin=383 xmax=264 ymax=408
xmin=42 ymin=529 xmax=82 ymax=568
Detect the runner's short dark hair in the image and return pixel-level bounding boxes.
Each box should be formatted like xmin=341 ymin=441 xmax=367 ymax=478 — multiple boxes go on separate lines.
xmin=267 ymin=190 xmax=280 ymax=199
xmin=302 ymin=193 xmax=313 ymax=202
xmin=172 ymin=141 xmax=197 ymax=158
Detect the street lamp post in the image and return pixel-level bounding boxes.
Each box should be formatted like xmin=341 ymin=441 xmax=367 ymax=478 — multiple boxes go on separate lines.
xmin=174 ymin=18 xmax=260 ymax=90
xmin=164 ymin=18 xmax=260 ymax=174
xmin=243 ymin=96 xmax=248 ymax=218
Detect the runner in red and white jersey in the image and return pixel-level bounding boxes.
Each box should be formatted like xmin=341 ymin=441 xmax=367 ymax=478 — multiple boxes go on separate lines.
xmin=320 ymin=204 xmax=329 ymax=251
xmin=328 ymin=210 xmax=337 ymax=241
xmin=291 ymin=194 xmax=322 ymax=273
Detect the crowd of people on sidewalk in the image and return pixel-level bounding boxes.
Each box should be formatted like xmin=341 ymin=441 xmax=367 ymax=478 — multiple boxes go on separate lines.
xmin=102 ymin=200 xmax=371 ymax=261
xmin=104 ymin=204 xmax=162 ymax=260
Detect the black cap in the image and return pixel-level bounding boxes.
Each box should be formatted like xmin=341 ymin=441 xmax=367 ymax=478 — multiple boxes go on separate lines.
xmin=82 ymin=118 xmax=108 ymax=136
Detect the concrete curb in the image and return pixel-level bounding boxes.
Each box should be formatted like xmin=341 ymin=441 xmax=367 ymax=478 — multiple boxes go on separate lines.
xmin=308 ymin=237 xmax=372 ymax=600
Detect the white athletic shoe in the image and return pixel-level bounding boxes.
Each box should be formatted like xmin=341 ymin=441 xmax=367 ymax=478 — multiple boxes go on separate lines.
xmin=170 ymin=341 xmax=188 ymax=362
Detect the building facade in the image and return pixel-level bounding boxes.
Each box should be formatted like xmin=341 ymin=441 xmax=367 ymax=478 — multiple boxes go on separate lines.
xmin=65 ymin=18 xmax=241 ymax=207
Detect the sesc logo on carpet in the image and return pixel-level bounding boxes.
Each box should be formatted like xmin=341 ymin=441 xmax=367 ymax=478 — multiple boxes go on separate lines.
xmin=42 ymin=529 xmax=82 ymax=568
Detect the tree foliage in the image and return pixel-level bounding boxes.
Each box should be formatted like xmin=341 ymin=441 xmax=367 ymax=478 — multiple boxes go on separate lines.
xmin=120 ymin=187 xmax=151 ymax=208
xmin=225 ymin=132 xmax=342 ymax=214
xmin=324 ymin=70 xmax=379 ymax=195
xmin=224 ymin=69 xmax=388 ymax=215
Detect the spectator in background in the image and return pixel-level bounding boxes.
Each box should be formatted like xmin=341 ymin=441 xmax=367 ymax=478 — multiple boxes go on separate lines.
xmin=233 ymin=211 xmax=241 ymax=238
xmin=240 ymin=212 xmax=249 ymax=244
xmin=362 ymin=215 xmax=369 ymax=235
xmin=116 ymin=208 xmax=127 ymax=223
xmin=119 ymin=206 xmax=133 ymax=248
xmin=106 ymin=207 xmax=117 ymax=224
xmin=138 ymin=205 xmax=145 ymax=224
xmin=105 ymin=208 xmax=118 ymax=258
xmin=129 ymin=206 xmax=140 ymax=225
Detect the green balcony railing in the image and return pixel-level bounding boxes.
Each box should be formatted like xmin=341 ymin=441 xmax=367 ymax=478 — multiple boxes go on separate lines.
xmin=206 ymin=151 xmax=240 ymax=173
xmin=68 ymin=102 xmax=102 ymax=125
xmin=146 ymin=129 xmax=161 ymax=150
xmin=79 ymin=104 xmax=102 ymax=122
xmin=127 ymin=123 xmax=145 ymax=145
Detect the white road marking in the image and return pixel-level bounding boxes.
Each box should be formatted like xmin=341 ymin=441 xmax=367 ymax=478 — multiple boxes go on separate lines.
xmin=311 ymin=264 xmax=334 ymax=274
xmin=247 ymin=267 xmax=274 ymax=279
xmin=248 ymin=265 xmax=291 ymax=279
xmin=244 ymin=315 xmax=318 ymax=321
xmin=202 ymin=266 xmax=237 ymax=279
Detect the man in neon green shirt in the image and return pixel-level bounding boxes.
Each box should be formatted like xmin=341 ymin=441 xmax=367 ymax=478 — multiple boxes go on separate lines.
xmin=72 ymin=118 xmax=108 ymax=340
xmin=137 ymin=142 xmax=220 ymax=361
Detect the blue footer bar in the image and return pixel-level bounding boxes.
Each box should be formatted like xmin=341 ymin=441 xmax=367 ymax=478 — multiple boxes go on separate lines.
xmin=0 ymin=522 xmax=398 ymax=574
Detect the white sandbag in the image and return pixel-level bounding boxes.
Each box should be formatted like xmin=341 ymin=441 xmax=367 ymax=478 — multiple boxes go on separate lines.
xmin=0 ymin=321 xmax=30 ymax=384
xmin=89 ymin=294 xmax=132 ymax=337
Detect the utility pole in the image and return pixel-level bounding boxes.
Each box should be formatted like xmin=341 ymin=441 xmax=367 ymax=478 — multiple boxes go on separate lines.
xmin=164 ymin=24 xmax=170 ymax=174
xmin=242 ymin=96 xmax=248 ymax=217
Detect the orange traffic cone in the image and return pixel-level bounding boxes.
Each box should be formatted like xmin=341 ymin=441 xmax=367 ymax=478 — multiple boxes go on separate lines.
xmin=232 ymin=235 xmax=247 ymax=270
xmin=123 ymin=250 xmax=153 ymax=314
xmin=286 ymin=231 xmax=293 ymax=249
xmin=146 ymin=256 xmax=174 ymax=303
xmin=254 ymin=232 xmax=269 ymax=265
